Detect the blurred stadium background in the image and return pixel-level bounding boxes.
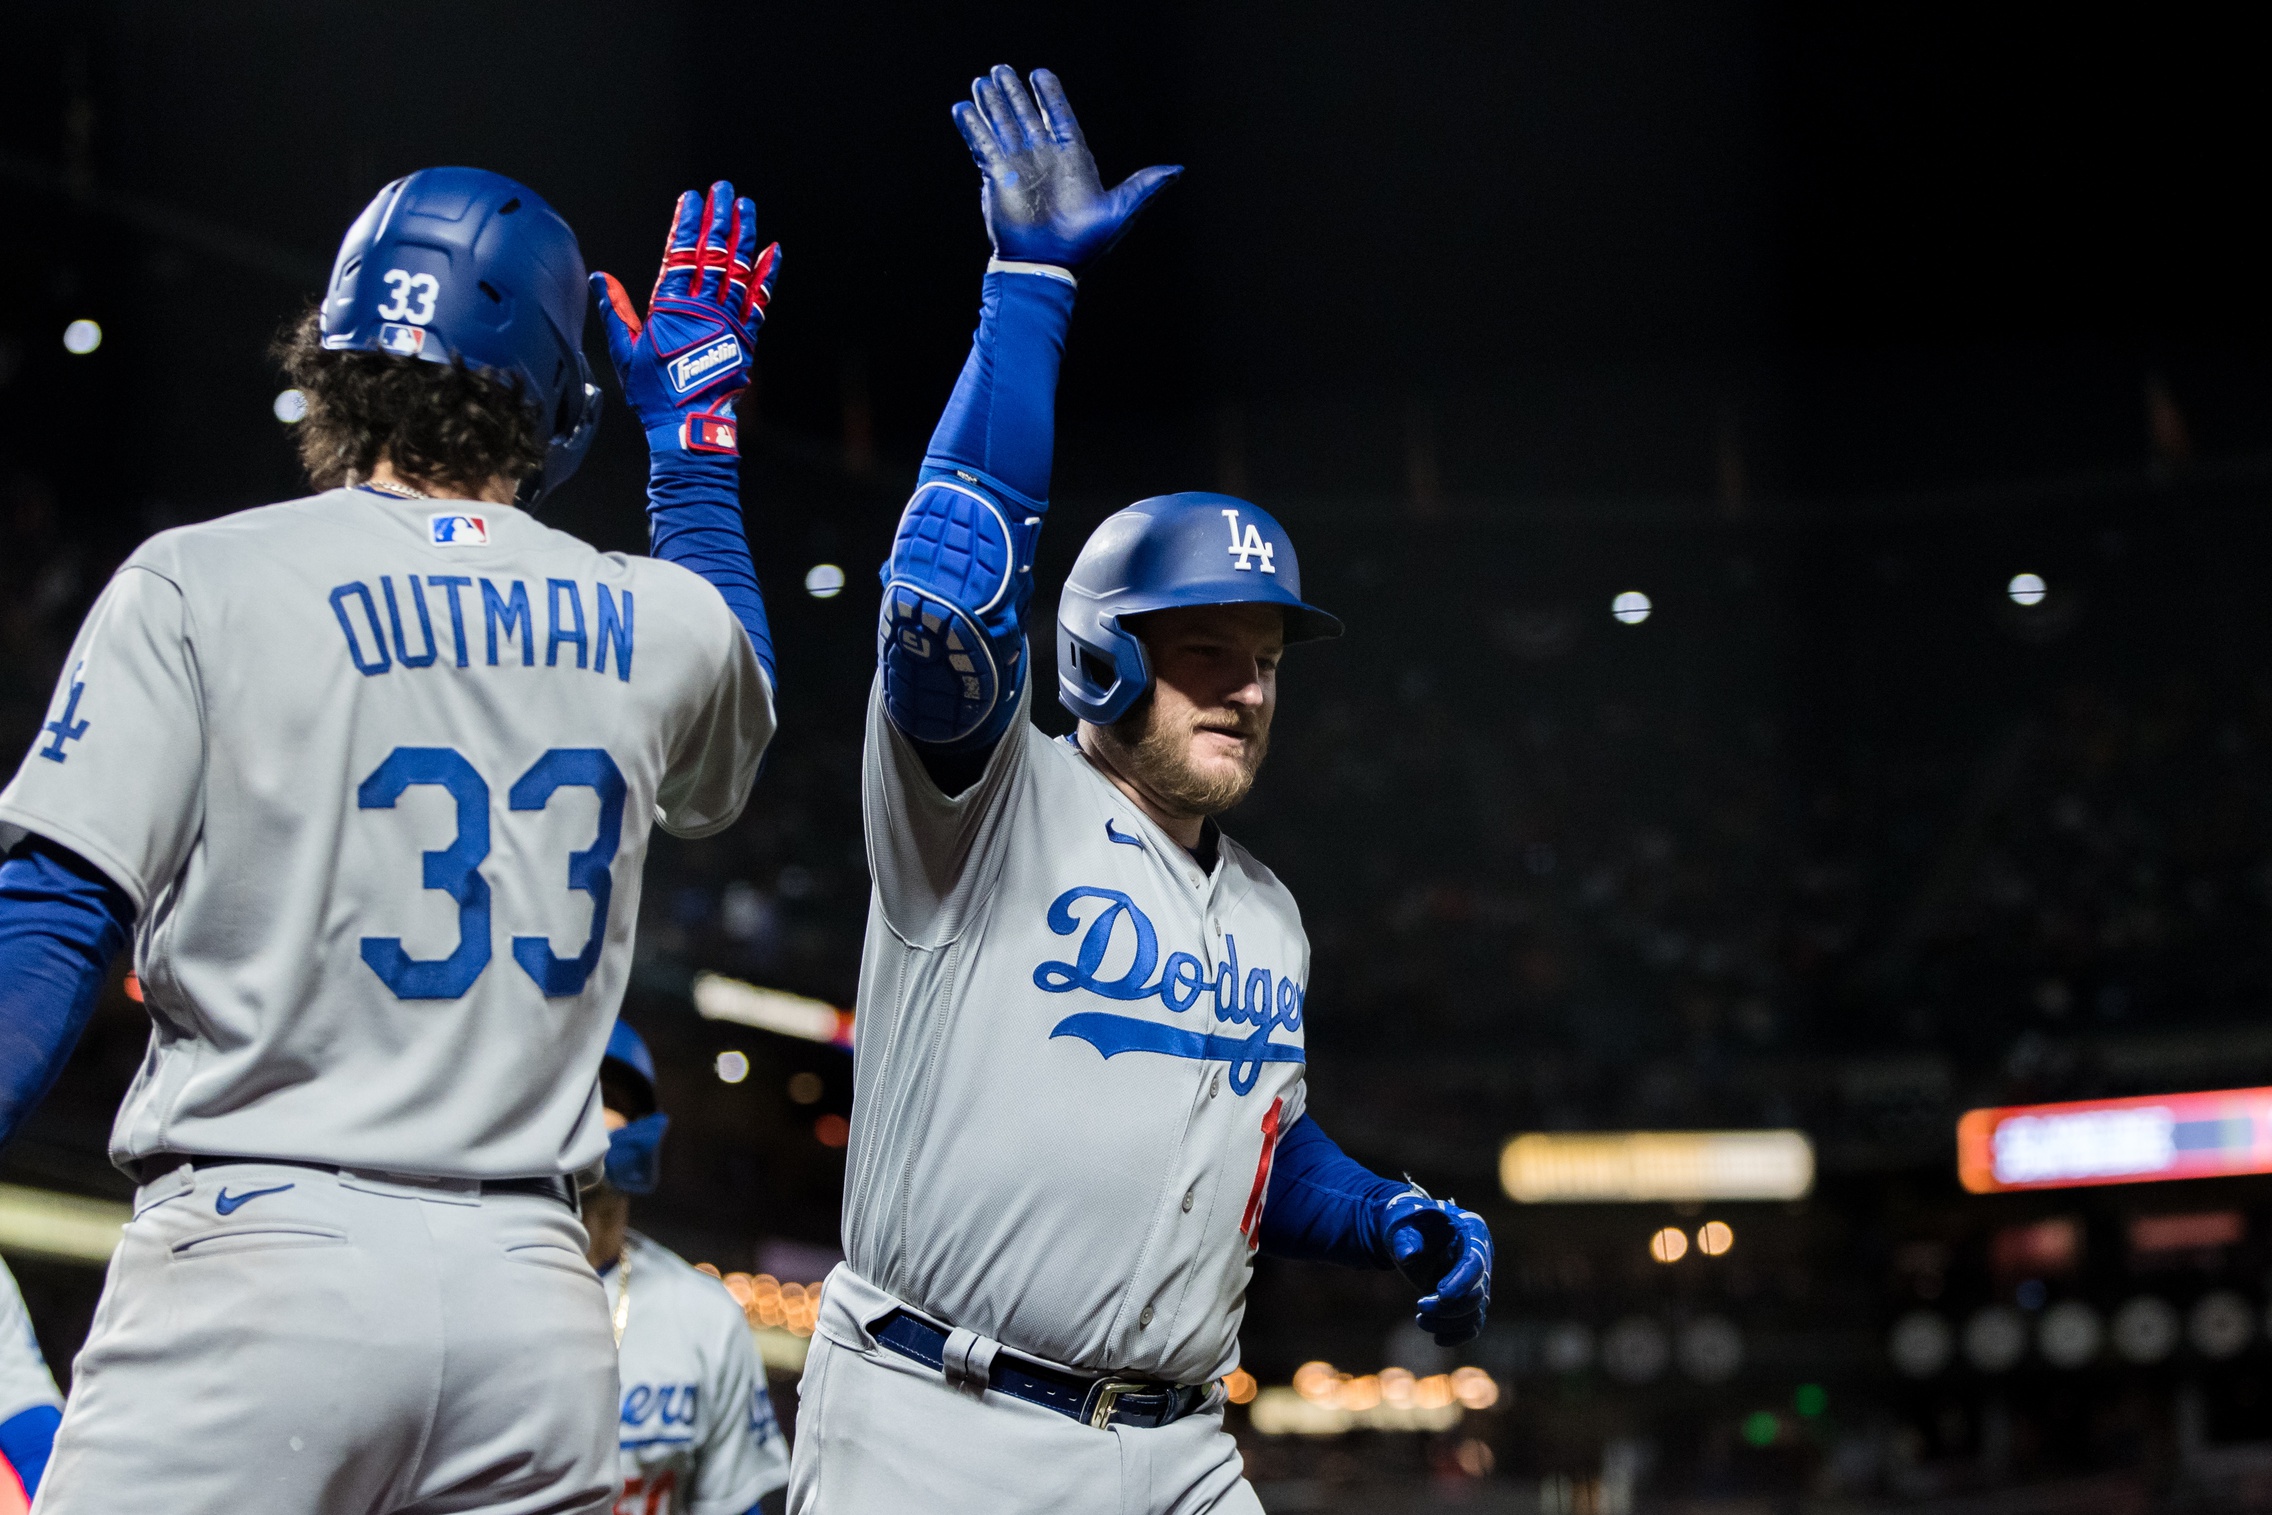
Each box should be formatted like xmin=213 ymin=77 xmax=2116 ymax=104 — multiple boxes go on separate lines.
xmin=6 ymin=3 xmax=2272 ymax=1510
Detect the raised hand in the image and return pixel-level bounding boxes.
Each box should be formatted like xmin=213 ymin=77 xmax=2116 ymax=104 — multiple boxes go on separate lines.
xmin=1383 ymin=1188 xmax=1495 ymax=1346
xmin=591 ymin=181 xmax=781 ymax=456
xmin=952 ymin=66 xmax=1181 ymax=272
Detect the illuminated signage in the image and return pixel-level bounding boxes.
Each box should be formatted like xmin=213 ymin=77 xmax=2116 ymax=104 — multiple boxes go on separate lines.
xmin=1499 ymin=1131 xmax=1815 ymax=1203
xmin=1957 ymin=1086 xmax=2272 ymax=1193
xmin=692 ymin=972 xmax=855 ymax=1050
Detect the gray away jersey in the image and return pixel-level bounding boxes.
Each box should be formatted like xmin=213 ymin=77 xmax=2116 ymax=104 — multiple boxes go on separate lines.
xmin=606 ymin=1231 xmax=788 ymax=1515
xmin=0 ymin=489 xmax=772 ymax=1179
xmin=846 ymin=678 xmax=1309 ymax=1386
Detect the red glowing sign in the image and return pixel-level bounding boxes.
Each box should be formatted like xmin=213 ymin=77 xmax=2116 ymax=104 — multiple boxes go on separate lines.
xmin=1958 ymin=1086 xmax=2272 ymax=1194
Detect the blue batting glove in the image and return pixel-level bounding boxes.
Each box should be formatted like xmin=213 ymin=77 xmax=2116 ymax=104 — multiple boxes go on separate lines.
xmin=1384 ymin=1187 xmax=1494 ymax=1347
xmin=952 ymin=66 xmax=1181 ymax=273
xmin=591 ymin=180 xmax=781 ymax=456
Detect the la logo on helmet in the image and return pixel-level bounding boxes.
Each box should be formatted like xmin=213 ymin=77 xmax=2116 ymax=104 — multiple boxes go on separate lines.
xmin=1220 ymin=509 xmax=1277 ymax=573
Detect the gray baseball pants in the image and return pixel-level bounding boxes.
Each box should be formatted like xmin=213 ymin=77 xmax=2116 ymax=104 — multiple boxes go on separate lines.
xmin=32 ymin=1160 xmax=617 ymax=1514
xmin=786 ymin=1265 xmax=1263 ymax=1515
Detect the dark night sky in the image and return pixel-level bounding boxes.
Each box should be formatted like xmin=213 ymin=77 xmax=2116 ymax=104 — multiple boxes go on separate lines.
xmin=7 ymin=0 xmax=2269 ymax=536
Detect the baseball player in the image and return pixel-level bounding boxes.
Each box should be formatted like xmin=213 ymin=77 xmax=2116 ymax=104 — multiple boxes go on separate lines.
xmin=587 ymin=1020 xmax=789 ymax=1515
xmin=0 ymin=168 xmax=782 ymax=1512
xmin=787 ymin=68 xmax=1494 ymax=1514
xmin=0 ymin=1258 xmax=61 ymax=1511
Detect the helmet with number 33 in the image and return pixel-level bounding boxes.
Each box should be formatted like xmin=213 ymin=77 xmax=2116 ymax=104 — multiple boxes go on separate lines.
xmin=319 ymin=166 xmax=600 ymax=506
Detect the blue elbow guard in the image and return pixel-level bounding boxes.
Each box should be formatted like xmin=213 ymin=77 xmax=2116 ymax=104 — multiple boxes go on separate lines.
xmin=877 ymin=471 xmax=1041 ymax=750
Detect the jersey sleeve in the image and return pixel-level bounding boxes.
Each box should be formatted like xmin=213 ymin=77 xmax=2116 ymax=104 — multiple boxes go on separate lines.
xmin=656 ymin=578 xmax=777 ymax=840
xmin=862 ymin=670 xmax=1039 ymax=947
xmin=687 ymin=1288 xmax=789 ymax=1514
xmin=0 ymin=564 xmax=205 ymax=910
xmin=0 ymin=1261 xmax=61 ymax=1427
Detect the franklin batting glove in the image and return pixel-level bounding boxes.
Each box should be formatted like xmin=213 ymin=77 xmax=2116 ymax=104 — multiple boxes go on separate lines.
xmin=591 ymin=181 xmax=780 ymax=457
xmin=952 ymin=66 xmax=1181 ymax=274
xmin=1383 ymin=1187 xmax=1494 ymax=1347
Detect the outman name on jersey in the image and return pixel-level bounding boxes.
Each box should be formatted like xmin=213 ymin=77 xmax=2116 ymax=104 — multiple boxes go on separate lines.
xmin=0 ymin=489 xmax=773 ymax=1182
xmin=606 ymin=1232 xmax=788 ymax=1515
xmin=844 ymin=678 xmax=1308 ymax=1387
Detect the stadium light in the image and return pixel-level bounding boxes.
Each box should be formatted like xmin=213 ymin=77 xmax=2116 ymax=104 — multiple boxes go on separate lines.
xmin=1958 ymin=1085 xmax=2272 ymax=1193
xmin=1500 ymin=1130 xmax=1815 ymax=1203
xmin=0 ymin=1182 xmax=130 ymax=1265
xmin=692 ymin=971 xmax=854 ymax=1050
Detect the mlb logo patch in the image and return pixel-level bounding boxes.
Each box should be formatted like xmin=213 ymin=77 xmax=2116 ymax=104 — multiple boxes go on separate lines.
xmin=429 ymin=513 xmax=490 ymax=546
xmin=378 ymin=323 xmax=427 ymax=356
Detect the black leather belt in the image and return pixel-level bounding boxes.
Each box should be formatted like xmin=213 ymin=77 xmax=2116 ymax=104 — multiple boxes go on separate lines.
xmin=137 ymin=1153 xmax=577 ymax=1208
xmin=873 ymin=1309 xmax=1209 ymax=1430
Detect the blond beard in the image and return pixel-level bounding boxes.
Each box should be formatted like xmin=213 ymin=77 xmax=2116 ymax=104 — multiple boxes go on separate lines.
xmin=1096 ymin=693 xmax=1271 ymax=817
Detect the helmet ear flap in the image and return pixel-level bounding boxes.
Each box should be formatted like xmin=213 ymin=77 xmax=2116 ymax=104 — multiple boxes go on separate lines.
xmin=520 ymin=360 xmax=601 ymax=508
xmin=1057 ymin=615 xmax=1150 ymax=725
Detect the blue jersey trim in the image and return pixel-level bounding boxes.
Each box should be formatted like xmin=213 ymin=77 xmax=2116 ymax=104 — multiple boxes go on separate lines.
xmin=1048 ymin=1012 xmax=1306 ymax=1071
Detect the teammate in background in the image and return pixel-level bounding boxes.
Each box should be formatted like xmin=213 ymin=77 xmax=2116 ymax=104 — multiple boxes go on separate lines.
xmin=588 ymin=1021 xmax=789 ymax=1515
xmin=0 ymin=169 xmax=781 ymax=1512
xmin=789 ymin=69 xmax=1494 ymax=1513
xmin=0 ymin=1258 xmax=61 ymax=1511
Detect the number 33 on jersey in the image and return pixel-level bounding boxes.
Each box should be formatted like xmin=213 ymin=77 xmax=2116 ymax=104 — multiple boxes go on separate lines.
xmin=0 ymin=489 xmax=773 ymax=1180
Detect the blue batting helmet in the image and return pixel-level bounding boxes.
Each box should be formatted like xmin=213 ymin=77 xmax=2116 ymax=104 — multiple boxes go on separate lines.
xmin=320 ymin=167 xmax=600 ymax=506
xmin=601 ymin=1020 xmax=667 ymax=1195
xmin=603 ymin=1019 xmax=659 ymax=1113
xmin=1056 ymin=493 xmax=1342 ymax=725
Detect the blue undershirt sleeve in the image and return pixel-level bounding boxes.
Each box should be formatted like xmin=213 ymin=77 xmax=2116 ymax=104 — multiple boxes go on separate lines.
xmin=920 ymin=264 xmax=1076 ymax=507
xmin=0 ymin=1403 xmax=61 ymax=1498
xmin=0 ymin=836 xmax=135 ymax=1151
xmin=1257 ymin=1114 xmax=1406 ymax=1269
xmin=877 ymin=268 xmax=1077 ymax=782
xmin=647 ymin=451 xmax=776 ymax=688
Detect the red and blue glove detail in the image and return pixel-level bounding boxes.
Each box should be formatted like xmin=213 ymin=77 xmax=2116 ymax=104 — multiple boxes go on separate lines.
xmin=591 ymin=181 xmax=779 ymax=456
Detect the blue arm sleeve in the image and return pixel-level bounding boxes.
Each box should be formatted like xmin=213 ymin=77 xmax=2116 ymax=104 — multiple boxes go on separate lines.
xmin=0 ymin=836 xmax=134 ymax=1151
xmin=877 ymin=267 xmax=1077 ymax=761
xmin=647 ymin=451 xmax=776 ymax=688
xmin=922 ymin=265 xmax=1076 ymax=504
xmin=1257 ymin=1114 xmax=1407 ymax=1269
xmin=0 ymin=1403 xmax=61 ymax=1498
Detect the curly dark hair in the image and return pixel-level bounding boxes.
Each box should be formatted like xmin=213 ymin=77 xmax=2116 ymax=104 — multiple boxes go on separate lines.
xmin=273 ymin=308 xmax=548 ymax=494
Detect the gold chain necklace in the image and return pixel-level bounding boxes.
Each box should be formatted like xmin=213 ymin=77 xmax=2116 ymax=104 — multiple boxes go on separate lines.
xmin=611 ymin=1245 xmax=631 ymax=1349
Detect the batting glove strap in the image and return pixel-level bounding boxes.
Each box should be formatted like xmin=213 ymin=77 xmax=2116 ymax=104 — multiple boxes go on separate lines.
xmin=986 ymin=257 xmax=1078 ymax=287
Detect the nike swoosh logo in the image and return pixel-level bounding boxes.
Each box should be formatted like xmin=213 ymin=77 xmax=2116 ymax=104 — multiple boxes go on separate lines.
xmin=1105 ymin=819 xmax=1145 ymax=849
xmin=215 ymin=1183 xmax=295 ymax=1215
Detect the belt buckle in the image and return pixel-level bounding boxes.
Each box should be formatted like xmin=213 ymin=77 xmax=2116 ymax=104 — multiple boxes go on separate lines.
xmin=1086 ymin=1377 xmax=1155 ymax=1429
